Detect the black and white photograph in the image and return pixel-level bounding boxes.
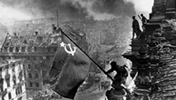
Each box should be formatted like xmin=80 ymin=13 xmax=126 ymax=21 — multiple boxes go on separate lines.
xmin=0 ymin=0 xmax=175 ymax=100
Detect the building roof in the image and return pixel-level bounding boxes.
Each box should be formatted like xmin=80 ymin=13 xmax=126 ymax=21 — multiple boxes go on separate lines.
xmin=2 ymin=33 xmax=61 ymax=47
xmin=2 ymin=24 xmax=87 ymax=48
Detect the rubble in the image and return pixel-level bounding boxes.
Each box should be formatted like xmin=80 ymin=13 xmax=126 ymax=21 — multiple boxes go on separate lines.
xmin=122 ymin=0 xmax=176 ymax=99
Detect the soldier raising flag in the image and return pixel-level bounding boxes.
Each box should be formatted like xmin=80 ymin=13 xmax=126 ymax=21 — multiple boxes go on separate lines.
xmin=49 ymin=26 xmax=138 ymax=100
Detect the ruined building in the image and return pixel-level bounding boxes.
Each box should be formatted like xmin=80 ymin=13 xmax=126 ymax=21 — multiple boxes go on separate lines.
xmin=0 ymin=22 xmax=91 ymax=99
xmin=0 ymin=59 xmax=26 ymax=100
xmin=0 ymin=31 xmax=59 ymax=100
xmin=123 ymin=0 xmax=176 ymax=99
xmin=0 ymin=30 xmax=59 ymax=83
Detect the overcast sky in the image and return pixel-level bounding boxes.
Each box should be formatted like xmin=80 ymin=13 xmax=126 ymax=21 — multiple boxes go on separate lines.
xmin=127 ymin=0 xmax=154 ymax=13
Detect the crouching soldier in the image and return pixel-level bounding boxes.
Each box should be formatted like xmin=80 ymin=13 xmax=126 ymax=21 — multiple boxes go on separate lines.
xmin=105 ymin=61 xmax=131 ymax=100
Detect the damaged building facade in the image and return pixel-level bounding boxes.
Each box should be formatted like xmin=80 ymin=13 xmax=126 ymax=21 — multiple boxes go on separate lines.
xmin=0 ymin=24 xmax=61 ymax=99
xmin=0 ymin=20 xmax=91 ymax=99
xmin=0 ymin=31 xmax=60 ymax=83
xmin=0 ymin=59 xmax=25 ymax=100
xmin=123 ymin=0 xmax=176 ymax=99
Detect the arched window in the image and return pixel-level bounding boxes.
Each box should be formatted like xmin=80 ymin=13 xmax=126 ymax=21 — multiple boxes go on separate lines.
xmin=8 ymin=92 xmax=11 ymax=100
xmin=5 ymin=73 xmax=10 ymax=87
xmin=35 ymin=73 xmax=39 ymax=78
xmin=29 ymin=82 xmax=33 ymax=87
xmin=28 ymin=64 xmax=32 ymax=70
xmin=28 ymin=73 xmax=32 ymax=78
xmin=36 ymin=82 xmax=39 ymax=87
xmin=13 ymin=75 xmax=16 ymax=85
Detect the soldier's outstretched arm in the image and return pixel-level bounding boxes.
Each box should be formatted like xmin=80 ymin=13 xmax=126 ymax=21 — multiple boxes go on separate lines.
xmin=106 ymin=68 xmax=114 ymax=74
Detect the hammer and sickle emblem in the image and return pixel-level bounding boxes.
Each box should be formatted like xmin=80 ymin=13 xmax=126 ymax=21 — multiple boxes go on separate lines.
xmin=60 ymin=42 xmax=77 ymax=56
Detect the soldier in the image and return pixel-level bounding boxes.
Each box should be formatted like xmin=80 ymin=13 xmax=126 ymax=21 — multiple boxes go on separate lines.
xmin=132 ymin=16 xmax=141 ymax=39
xmin=105 ymin=61 xmax=130 ymax=100
xmin=52 ymin=24 xmax=57 ymax=33
xmin=138 ymin=14 xmax=148 ymax=31
xmin=106 ymin=62 xmax=128 ymax=87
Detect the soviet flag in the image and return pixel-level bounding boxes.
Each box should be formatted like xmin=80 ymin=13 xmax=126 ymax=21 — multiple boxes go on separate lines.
xmin=49 ymin=27 xmax=91 ymax=99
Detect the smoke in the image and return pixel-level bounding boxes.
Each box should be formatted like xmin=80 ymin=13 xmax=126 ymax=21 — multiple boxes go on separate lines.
xmin=0 ymin=0 xmax=136 ymax=21
xmin=0 ymin=0 xmax=155 ymax=30
xmin=0 ymin=0 xmax=88 ymax=20
xmin=92 ymin=0 xmax=135 ymax=17
xmin=125 ymin=0 xmax=154 ymax=18
xmin=62 ymin=0 xmax=136 ymax=20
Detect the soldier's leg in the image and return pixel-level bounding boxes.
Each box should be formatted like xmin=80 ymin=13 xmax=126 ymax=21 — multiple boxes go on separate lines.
xmin=132 ymin=32 xmax=135 ymax=39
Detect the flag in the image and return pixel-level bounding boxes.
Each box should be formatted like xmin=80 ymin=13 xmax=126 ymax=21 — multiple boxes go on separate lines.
xmin=49 ymin=27 xmax=91 ymax=99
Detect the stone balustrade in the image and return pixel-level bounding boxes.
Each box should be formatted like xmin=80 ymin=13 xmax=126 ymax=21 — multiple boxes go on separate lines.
xmin=2 ymin=46 xmax=58 ymax=54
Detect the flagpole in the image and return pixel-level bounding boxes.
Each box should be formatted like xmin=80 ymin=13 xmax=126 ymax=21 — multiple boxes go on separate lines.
xmin=59 ymin=28 xmax=114 ymax=81
xmin=56 ymin=10 xmax=59 ymax=27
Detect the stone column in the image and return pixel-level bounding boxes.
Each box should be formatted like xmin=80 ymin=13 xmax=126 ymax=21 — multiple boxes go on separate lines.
xmin=19 ymin=47 xmax=22 ymax=53
xmin=7 ymin=47 xmax=10 ymax=53
xmin=25 ymin=47 xmax=28 ymax=53
xmin=31 ymin=47 xmax=35 ymax=53
xmin=13 ymin=47 xmax=16 ymax=53
xmin=1 ymin=47 xmax=4 ymax=52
